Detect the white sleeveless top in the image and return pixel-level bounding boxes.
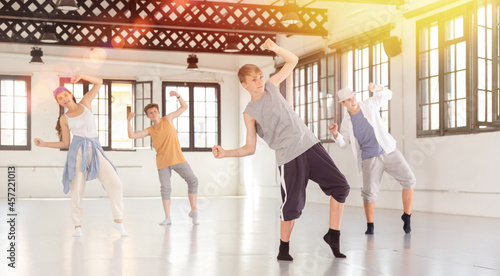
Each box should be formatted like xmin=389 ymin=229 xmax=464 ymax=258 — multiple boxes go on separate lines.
xmin=65 ymin=104 xmax=98 ymax=138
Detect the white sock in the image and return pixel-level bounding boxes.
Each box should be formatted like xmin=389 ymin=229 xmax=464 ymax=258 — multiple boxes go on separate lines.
xmin=189 ymin=211 xmax=199 ymax=225
xmin=159 ymin=217 xmax=172 ymax=225
xmin=113 ymin=222 xmax=130 ymax=237
xmin=72 ymin=227 xmax=82 ymax=237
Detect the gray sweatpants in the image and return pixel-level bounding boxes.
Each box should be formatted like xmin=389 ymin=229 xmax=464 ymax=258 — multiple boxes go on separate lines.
xmin=361 ymin=149 xmax=416 ymax=203
xmin=158 ymin=162 xmax=198 ymax=200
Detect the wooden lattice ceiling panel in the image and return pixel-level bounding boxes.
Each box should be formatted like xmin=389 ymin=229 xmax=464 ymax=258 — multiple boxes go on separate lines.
xmin=0 ymin=0 xmax=328 ymax=55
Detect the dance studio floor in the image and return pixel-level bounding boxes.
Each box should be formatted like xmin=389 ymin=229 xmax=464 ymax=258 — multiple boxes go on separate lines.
xmin=0 ymin=196 xmax=499 ymax=276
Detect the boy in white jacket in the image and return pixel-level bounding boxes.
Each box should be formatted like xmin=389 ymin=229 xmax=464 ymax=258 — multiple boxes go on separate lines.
xmin=329 ymin=83 xmax=415 ymax=234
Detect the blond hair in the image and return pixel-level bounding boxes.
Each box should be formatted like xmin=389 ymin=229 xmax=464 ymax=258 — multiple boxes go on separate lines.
xmin=237 ymin=64 xmax=263 ymax=83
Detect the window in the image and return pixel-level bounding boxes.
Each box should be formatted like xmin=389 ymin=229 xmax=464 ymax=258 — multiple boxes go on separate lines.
xmin=289 ymin=54 xmax=340 ymax=142
xmin=133 ymin=81 xmax=152 ymax=148
xmin=61 ymin=78 xmax=141 ymax=150
xmin=347 ymin=41 xmax=391 ymax=132
xmin=0 ymin=75 xmax=30 ymax=150
xmin=162 ymin=82 xmax=220 ymax=151
xmin=416 ymin=3 xmax=499 ymax=137
xmin=319 ymin=54 xmax=338 ymax=141
xmin=293 ymin=62 xmax=320 ymax=137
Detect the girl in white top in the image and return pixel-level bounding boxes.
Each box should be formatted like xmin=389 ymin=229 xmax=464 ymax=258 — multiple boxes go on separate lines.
xmin=34 ymin=74 xmax=128 ymax=237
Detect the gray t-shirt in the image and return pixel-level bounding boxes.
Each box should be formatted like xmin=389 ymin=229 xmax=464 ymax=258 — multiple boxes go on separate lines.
xmin=350 ymin=109 xmax=384 ymax=160
xmin=244 ymin=82 xmax=319 ymax=166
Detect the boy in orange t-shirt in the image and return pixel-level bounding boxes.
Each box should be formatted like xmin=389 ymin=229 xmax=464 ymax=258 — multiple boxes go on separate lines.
xmin=128 ymin=91 xmax=199 ymax=225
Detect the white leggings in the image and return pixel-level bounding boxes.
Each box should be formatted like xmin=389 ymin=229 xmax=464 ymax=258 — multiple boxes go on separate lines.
xmin=70 ymin=145 xmax=124 ymax=226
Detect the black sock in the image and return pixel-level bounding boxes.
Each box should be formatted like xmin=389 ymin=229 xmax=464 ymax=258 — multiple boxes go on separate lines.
xmin=277 ymin=240 xmax=293 ymax=261
xmin=365 ymin=222 xmax=374 ymax=235
xmin=401 ymin=213 xmax=411 ymax=233
xmin=323 ymin=229 xmax=347 ymax=258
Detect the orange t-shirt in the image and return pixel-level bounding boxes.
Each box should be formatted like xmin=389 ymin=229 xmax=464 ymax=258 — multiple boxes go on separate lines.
xmin=147 ymin=117 xmax=186 ymax=170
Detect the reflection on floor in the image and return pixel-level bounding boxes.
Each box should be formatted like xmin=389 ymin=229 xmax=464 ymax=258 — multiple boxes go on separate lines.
xmin=0 ymin=197 xmax=499 ymax=276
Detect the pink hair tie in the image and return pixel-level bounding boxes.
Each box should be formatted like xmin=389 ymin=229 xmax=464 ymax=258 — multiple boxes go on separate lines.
xmin=53 ymin=86 xmax=70 ymax=100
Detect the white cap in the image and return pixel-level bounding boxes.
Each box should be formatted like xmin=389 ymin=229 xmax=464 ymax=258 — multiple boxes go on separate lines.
xmin=337 ymin=87 xmax=355 ymax=102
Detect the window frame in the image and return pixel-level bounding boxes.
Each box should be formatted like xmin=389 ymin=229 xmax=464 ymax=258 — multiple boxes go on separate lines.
xmin=133 ymin=81 xmax=153 ymax=149
xmin=60 ymin=78 xmax=140 ymax=151
xmin=290 ymin=52 xmax=341 ymax=143
xmin=415 ymin=3 xmax=500 ymax=137
xmin=0 ymin=75 xmax=31 ymax=151
xmin=348 ymin=40 xmax=392 ymax=133
xmin=161 ymin=81 xmax=221 ymax=152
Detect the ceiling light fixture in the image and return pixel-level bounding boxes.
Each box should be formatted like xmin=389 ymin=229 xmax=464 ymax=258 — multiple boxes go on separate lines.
xmin=224 ymin=33 xmax=240 ymax=53
xmin=40 ymin=22 xmax=58 ymax=43
xmin=186 ymin=54 xmax=199 ymax=71
xmin=282 ymin=0 xmax=300 ymax=26
xmin=56 ymin=0 xmax=79 ymax=11
xmin=29 ymin=47 xmax=44 ymax=64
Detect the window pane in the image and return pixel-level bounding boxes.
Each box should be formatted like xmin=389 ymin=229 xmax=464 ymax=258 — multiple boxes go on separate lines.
xmin=478 ymin=90 xmax=486 ymax=121
xmin=455 ymin=16 xmax=464 ymax=38
xmin=420 ymin=53 xmax=428 ymax=78
xmin=111 ymin=82 xmax=133 ymax=149
xmin=478 ymin=58 xmax=486 ymax=90
xmin=445 ymin=45 xmax=455 ymax=73
xmin=179 ymin=133 xmax=189 ymax=148
xmin=144 ymin=83 xmax=151 ymax=98
xmin=15 ymin=97 xmax=27 ymax=113
xmin=430 ymin=23 xmax=439 ymax=49
xmin=487 ymin=60 xmax=492 ymax=90
xmin=431 ymin=103 xmax=440 ymax=129
xmin=194 ymin=102 xmax=206 ymax=117
xmin=1 ymin=96 xmax=14 ymax=112
xmin=2 ymin=112 xmax=14 ymax=128
xmin=457 ymin=99 xmax=467 ymax=127
xmin=445 ymin=73 xmax=455 ymax=100
xmin=421 ymin=79 xmax=429 ymax=104
xmin=206 ymin=118 xmax=217 ymax=132
xmin=487 ymin=29 xmax=492 ymax=59
xmin=136 ymin=84 xmax=143 ymax=98
xmin=420 ymin=27 xmax=429 ymax=51
xmin=430 ymin=49 xmax=439 ymax=76
xmin=430 ymin=76 xmax=439 ymax=103
xmin=195 ymin=87 xmax=206 ymax=101
xmin=178 ymin=117 xmax=189 ymax=132
xmin=206 ymin=133 xmax=217 ymax=147
xmin=14 ymin=129 xmax=27 ymax=145
xmin=195 ymin=132 xmax=206 ymax=148
xmin=445 ymin=18 xmax=454 ymax=41
xmin=456 ymin=42 xmax=466 ymax=70
xmin=206 ymin=88 xmax=216 ymax=101
xmin=15 ymin=113 xmax=27 ymax=129
xmin=457 ymin=71 xmax=466 ymax=98
xmin=206 ymin=102 xmax=217 ymax=117
xmin=478 ymin=6 xmax=486 ymax=26
xmin=447 ymin=101 xmax=456 ymax=128
xmin=15 ymin=81 xmax=27 ymax=96
xmin=422 ymin=105 xmax=429 ymax=131
xmin=478 ymin=26 xmax=486 ymax=58
xmin=1 ymin=129 xmax=13 ymax=145
xmin=1 ymin=80 xmax=13 ymax=95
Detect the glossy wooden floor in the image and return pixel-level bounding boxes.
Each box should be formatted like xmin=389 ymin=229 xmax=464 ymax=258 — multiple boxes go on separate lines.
xmin=1 ymin=197 xmax=499 ymax=276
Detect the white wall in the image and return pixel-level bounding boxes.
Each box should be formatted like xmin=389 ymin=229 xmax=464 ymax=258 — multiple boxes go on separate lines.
xmin=246 ymin=0 xmax=500 ymax=218
xmin=0 ymin=43 xmax=244 ymax=199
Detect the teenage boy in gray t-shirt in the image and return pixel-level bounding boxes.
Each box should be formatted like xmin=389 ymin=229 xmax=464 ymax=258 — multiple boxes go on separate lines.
xmin=212 ymin=39 xmax=350 ymax=261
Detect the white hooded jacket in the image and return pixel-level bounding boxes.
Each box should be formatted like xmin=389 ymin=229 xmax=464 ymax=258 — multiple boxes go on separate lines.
xmin=332 ymin=88 xmax=396 ymax=173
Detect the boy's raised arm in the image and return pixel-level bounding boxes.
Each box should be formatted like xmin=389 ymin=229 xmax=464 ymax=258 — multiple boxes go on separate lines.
xmin=265 ymin=39 xmax=299 ymax=88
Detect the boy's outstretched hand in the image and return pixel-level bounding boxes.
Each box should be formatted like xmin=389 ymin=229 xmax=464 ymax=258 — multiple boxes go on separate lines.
xmin=128 ymin=112 xmax=135 ymax=121
xmin=262 ymin=38 xmax=278 ymax=52
xmin=368 ymin=82 xmax=383 ymax=92
xmin=212 ymin=145 xmax=226 ymax=159
xmin=328 ymin=123 xmax=339 ymax=139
